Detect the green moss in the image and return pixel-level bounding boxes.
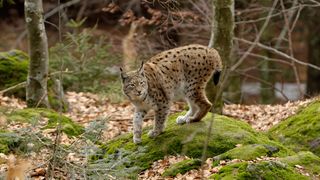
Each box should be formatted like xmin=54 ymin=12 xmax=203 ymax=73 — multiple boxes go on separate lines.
xmin=0 ymin=50 xmax=29 ymax=97
xmin=0 ymin=49 xmax=29 ymax=88
xmin=162 ymin=158 xmax=202 ymax=177
xmin=211 ymin=161 xmax=308 ymax=180
xmin=214 ymin=144 xmax=280 ymax=162
xmin=7 ymin=108 xmax=84 ymax=137
xmin=268 ymin=101 xmax=320 ymax=156
xmin=95 ymin=112 xmax=292 ymax=179
xmin=280 ymin=151 xmax=320 ymax=176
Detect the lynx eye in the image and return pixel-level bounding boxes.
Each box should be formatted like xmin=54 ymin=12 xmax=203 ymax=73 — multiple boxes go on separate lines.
xmin=139 ymin=81 xmax=145 ymax=85
xmin=128 ymin=84 xmax=135 ymax=88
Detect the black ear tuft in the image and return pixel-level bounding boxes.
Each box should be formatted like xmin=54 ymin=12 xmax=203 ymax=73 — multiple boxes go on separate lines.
xmin=138 ymin=61 xmax=145 ymax=76
xmin=138 ymin=61 xmax=144 ymax=72
xmin=213 ymin=71 xmax=221 ymax=85
xmin=120 ymin=67 xmax=127 ymax=80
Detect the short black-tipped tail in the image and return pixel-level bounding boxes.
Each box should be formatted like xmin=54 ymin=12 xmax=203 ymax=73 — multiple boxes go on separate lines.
xmin=213 ymin=71 xmax=221 ymax=85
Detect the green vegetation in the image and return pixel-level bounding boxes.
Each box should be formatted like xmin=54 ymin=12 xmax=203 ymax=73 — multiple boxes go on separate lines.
xmin=95 ymin=113 xmax=292 ymax=179
xmin=211 ymin=161 xmax=308 ymax=180
xmin=0 ymin=130 xmax=21 ymax=154
xmin=7 ymin=108 xmax=84 ymax=137
xmin=0 ymin=49 xmax=29 ymax=88
xmin=280 ymin=151 xmax=320 ymax=175
xmin=0 ymin=49 xmax=28 ymax=97
xmin=268 ymin=100 xmax=320 ymax=156
xmin=0 ymin=108 xmax=84 ymax=154
xmin=162 ymin=158 xmax=202 ymax=177
xmin=214 ymin=144 xmax=279 ymax=162
xmin=212 ymin=151 xmax=320 ymax=179
xmin=49 ymin=29 xmax=122 ymax=94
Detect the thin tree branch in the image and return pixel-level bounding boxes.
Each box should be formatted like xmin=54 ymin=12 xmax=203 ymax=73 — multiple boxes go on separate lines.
xmin=231 ymin=0 xmax=279 ymax=71
xmin=234 ymin=37 xmax=320 ymax=71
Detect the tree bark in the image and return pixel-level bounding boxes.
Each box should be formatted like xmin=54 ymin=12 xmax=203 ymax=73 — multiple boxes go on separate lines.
xmin=207 ymin=0 xmax=234 ymax=114
xmin=306 ymin=9 xmax=320 ymax=96
xmin=25 ymin=0 xmax=49 ymax=107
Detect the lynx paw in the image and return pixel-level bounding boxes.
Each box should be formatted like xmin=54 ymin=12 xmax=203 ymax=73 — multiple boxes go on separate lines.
xmin=148 ymin=130 xmax=161 ymax=138
xmin=133 ymin=137 xmax=142 ymax=144
xmin=176 ymin=115 xmax=190 ymax=124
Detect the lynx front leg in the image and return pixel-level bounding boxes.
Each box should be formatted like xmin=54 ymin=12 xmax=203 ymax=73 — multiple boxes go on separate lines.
xmin=133 ymin=110 xmax=146 ymax=144
xmin=148 ymin=105 xmax=169 ymax=138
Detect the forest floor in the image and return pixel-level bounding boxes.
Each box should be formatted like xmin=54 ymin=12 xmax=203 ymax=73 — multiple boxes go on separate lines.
xmin=0 ymin=92 xmax=315 ymax=179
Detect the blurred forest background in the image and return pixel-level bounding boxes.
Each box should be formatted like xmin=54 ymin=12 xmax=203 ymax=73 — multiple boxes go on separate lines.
xmin=1 ymin=0 xmax=319 ymax=105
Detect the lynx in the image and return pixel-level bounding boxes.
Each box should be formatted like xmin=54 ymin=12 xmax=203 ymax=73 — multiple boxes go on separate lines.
xmin=120 ymin=44 xmax=222 ymax=144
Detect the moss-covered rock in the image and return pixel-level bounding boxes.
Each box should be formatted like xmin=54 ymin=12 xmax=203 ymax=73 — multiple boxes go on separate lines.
xmin=213 ymin=144 xmax=280 ymax=162
xmin=211 ymin=161 xmax=308 ymax=180
xmin=211 ymin=151 xmax=320 ymax=179
xmin=95 ymin=113 xmax=292 ymax=179
xmin=268 ymin=100 xmax=320 ymax=156
xmin=7 ymin=108 xmax=84 ymax=137
xmin=0 ymin=50 xmax=29 ymax=97
xmin=280 ymin=151 xmax=320 ymax=176
xmin=162 ymin=158 xmax=202 ymax=177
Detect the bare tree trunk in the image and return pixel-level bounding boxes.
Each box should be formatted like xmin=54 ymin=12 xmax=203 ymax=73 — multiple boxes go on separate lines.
xmin=207 ymin=0 xmax=234 ymax=114
xmin=306 ymin=11 xmax=320 ymax=96
xmin=25 ymin=0 xmax=49 ymax=107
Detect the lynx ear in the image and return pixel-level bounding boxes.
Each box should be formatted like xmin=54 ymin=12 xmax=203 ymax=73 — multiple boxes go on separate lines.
xmin=138 ymin=61 xmax=145 ymax=76
xmin=120 ymin=67 xmax=128 ymax=80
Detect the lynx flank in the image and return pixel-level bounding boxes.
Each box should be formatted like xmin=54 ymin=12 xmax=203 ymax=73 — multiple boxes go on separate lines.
xmin=120 ymin=44 xmax=222 ymax=144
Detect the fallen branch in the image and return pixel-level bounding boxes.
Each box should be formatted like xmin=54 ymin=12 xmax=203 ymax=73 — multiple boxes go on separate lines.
xmin=0 ymin=71 xmax=73 ymax=95
xmin=0 ymin=82 xmax=26 ymax=95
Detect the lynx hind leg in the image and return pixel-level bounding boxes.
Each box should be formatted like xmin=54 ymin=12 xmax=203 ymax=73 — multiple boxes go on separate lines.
xmin=189 ymin=92 xmax=212 ymax=123
xmin=176 ymin=99 xmax=198 ymax=124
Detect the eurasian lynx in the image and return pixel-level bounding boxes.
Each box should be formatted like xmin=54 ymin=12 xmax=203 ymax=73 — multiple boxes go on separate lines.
xmin=120 ymin=44 xmax=222 ymax=143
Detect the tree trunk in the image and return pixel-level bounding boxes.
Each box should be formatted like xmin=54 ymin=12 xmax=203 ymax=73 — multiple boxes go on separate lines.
xmin=306 ymin=9 xmax=320 ymax=96
xmin=207 ymin=0 xmax=234 ymax=114
xmin=25 ymin=0 xmax=49 ymax=107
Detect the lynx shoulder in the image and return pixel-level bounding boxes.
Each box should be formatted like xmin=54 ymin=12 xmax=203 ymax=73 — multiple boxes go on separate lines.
xmin=120 ymin=44 xmax=222 ymax=143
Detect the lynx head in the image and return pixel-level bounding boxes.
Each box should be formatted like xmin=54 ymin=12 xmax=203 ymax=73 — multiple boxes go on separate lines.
xmin=120 ymin=64 xmax=148 ymax=102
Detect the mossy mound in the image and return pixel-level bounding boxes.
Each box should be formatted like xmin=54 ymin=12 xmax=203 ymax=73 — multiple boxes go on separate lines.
xmin=211 ymin=151 xmax=320 ymax=179
xmin=0 ymin=50 xmax=29 ymax=97
xmin=280 ymin=151 xmax=320 ymax=176
xmin=95 ymin=113 xmax=292 ymax=179
xmin=162 ymin=158 xmax=202 ymax=177
xmin=268 ymin=101 xmax=320 ymax=156
xmin=7 ymin=108 xmax=84 ymax=137
xmin=214 ymin=144 xmax=280 ymax=162
xmin=211 ymin=161 xmax=308 ymax=180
